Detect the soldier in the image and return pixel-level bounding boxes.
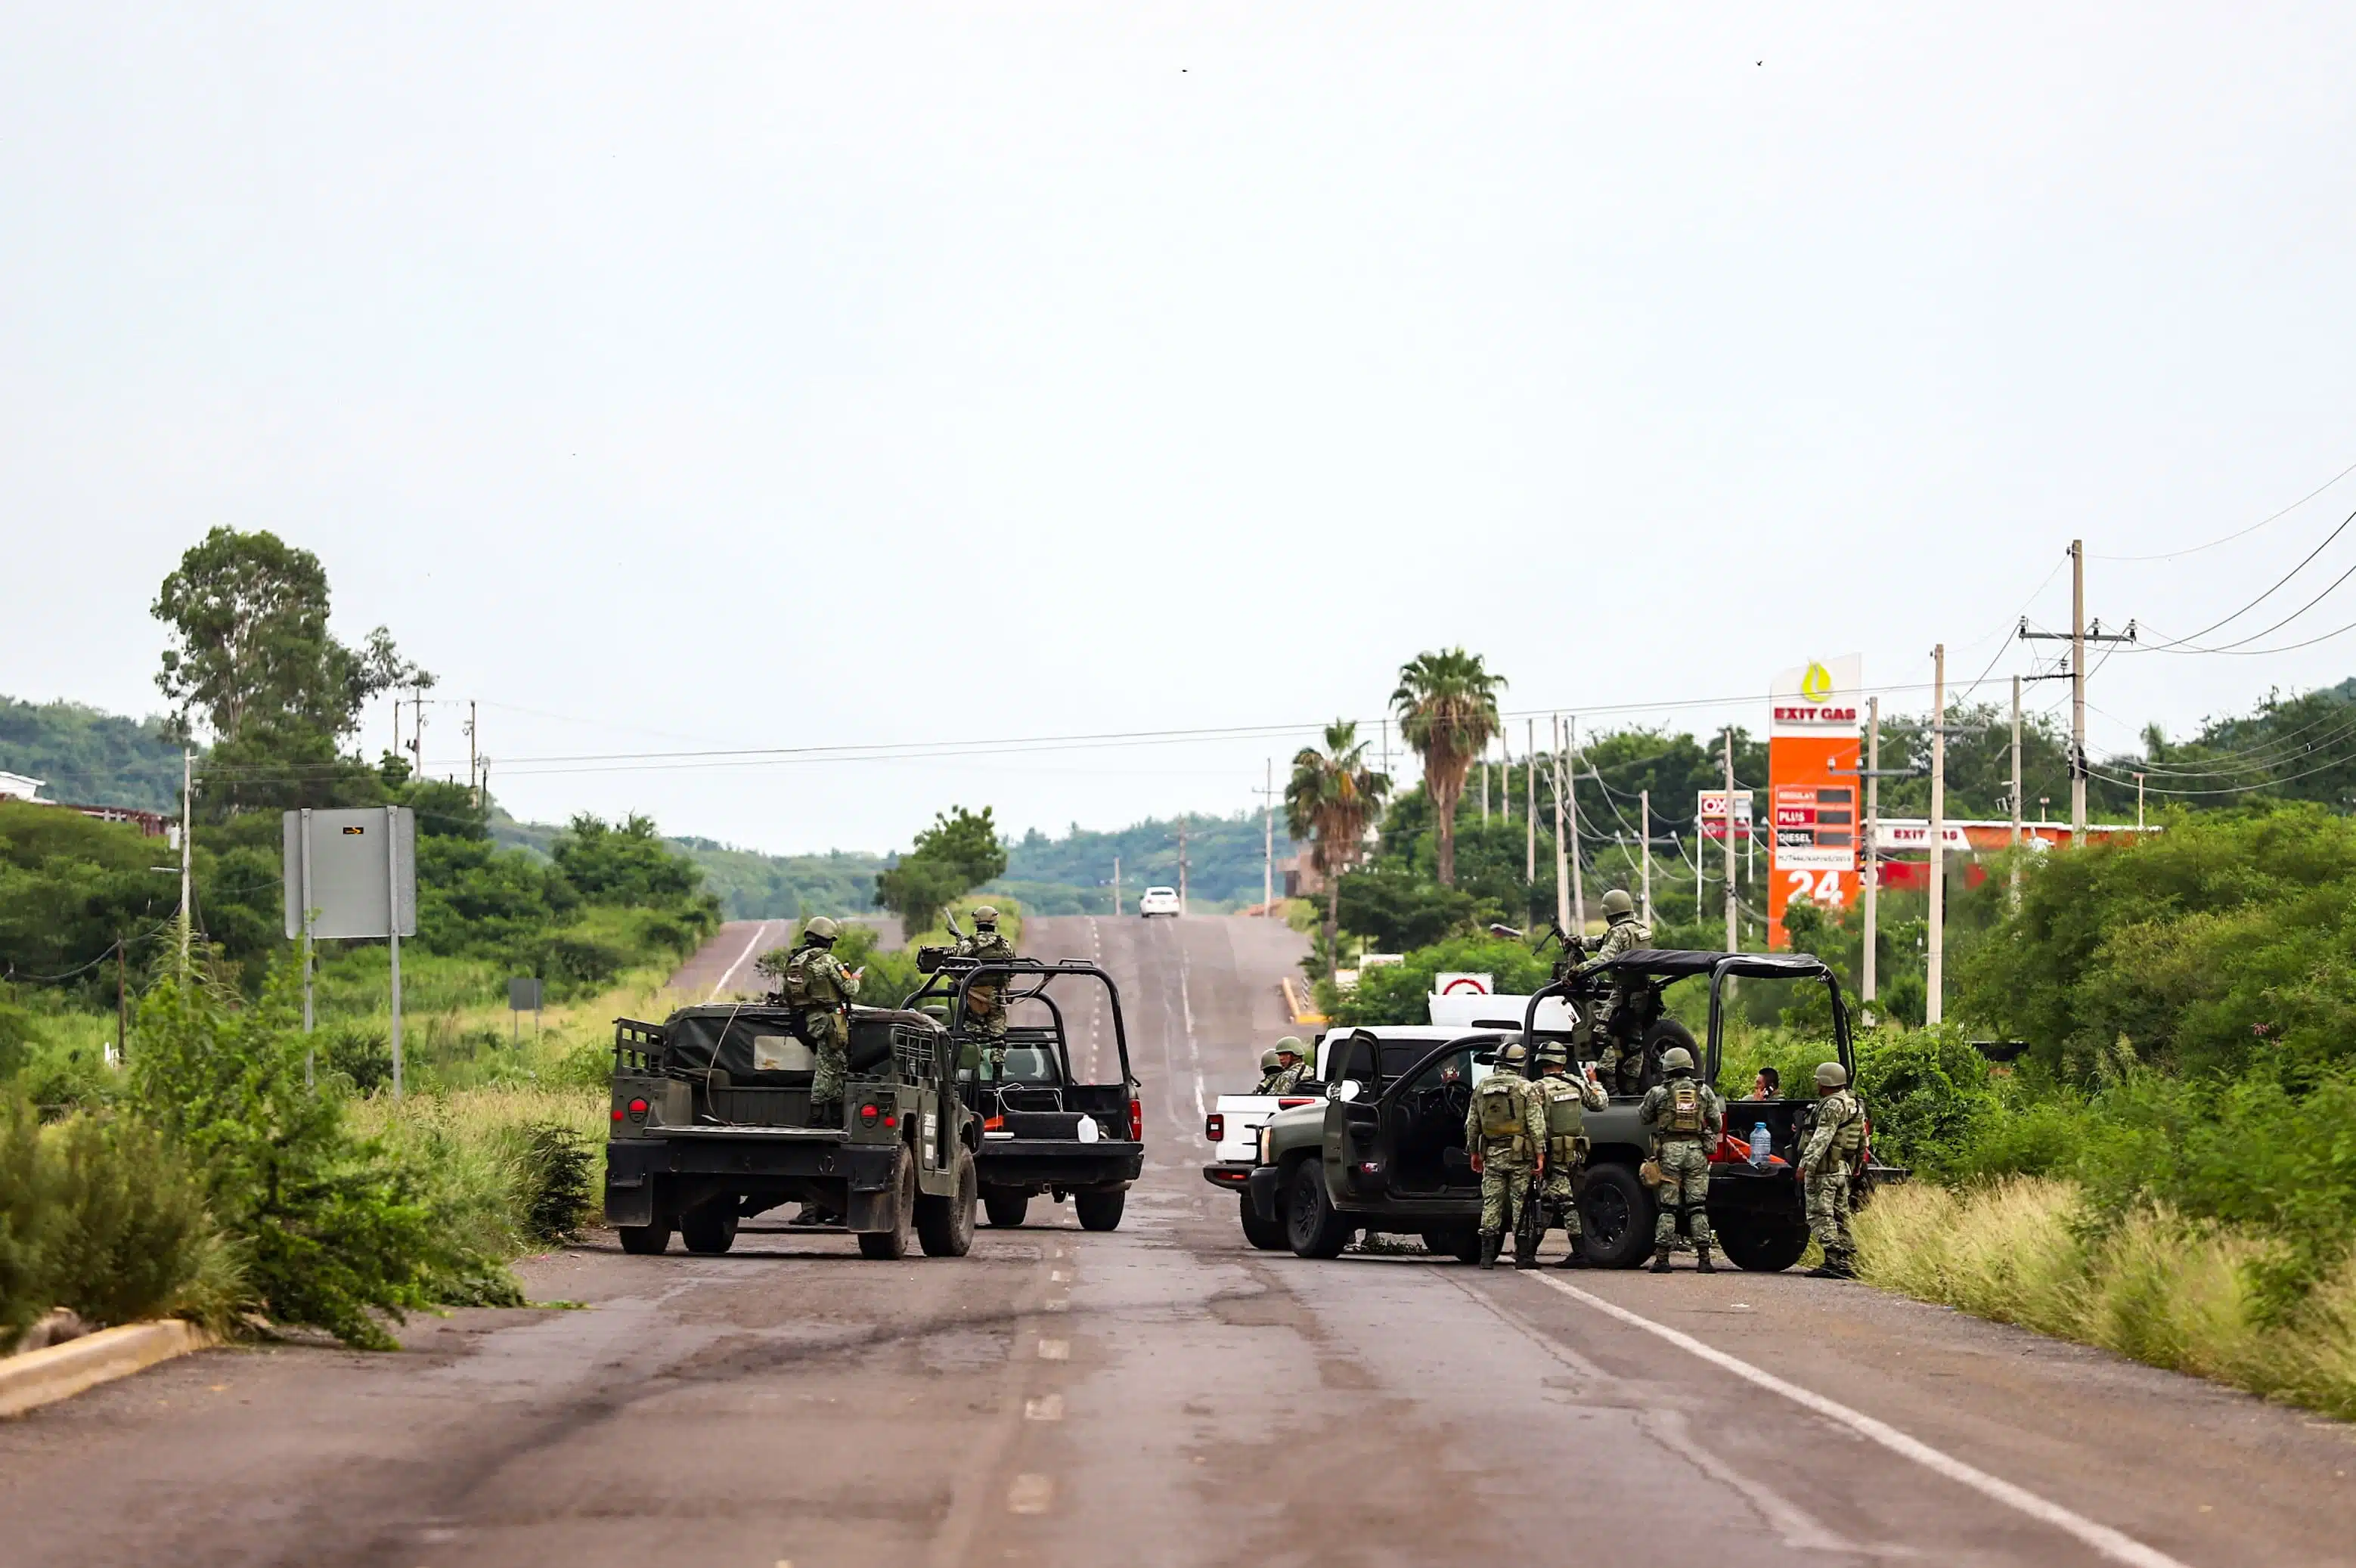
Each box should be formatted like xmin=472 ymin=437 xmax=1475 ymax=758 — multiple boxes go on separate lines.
xmin=1265 ymin=1037 xmax=1309 ymax=1092
xmin=953 ymin=905 xmax=1018 ymax=1080
xmin=782 ymin=916 xmax=863 ymax=1127
xmin=1635 ymin=1045 xmax=1723 ymax=1272
xmin=1576 ymin=888 xmax=1654 ymax=1094
xmin=1800 ymin=1061 xmax=1868 ymax=1279
xmin=1530 ymin=1041 xmax=1610 ymax=1268
xmin=1253 ymin=1048 xmax=1286 ymax=1092
xmin=1463 ymin=1042 xmax=1546 ymax=1270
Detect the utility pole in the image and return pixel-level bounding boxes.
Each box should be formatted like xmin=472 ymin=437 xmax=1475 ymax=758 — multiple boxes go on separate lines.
xmin=1721 ymin=730 xmax=1738 ymax=953
xmin=1552 ymin=715 xmax=1570 ymax=931
xmin=1261 ymin=759 xmax=1276 ymax=915
xmin=1524 ymin=717 xmax=1536 ymax=884
xmin=1176 ymin=817 xmax=1189 ymax=916
xmin=1862 ymin=698 xmax=1880 ymax=1012
xmin=116 ymin=939 xmax=127 ymax=1065
xmin=1499 ymin=734 xmax=1510 ymax=826
xmin=1639 ymin=788 xmax=1653 ymax=926
xmin=1481 ymin=758 xmax=1490 ymax=822
xmin=2019 ymin=541 xmax=2133 ymax=843
xmin=178 ymin=748 xmax=192 ymax=977
xmin=1927 ymin=645 xmax=1948 ymax=1026
xmin=1566 ymin=717 xmax=1586 ymax=931
xmin=1112 ymin=855 xmax=1121 ymax=916
xmin=2135 ymin=772 xmax=2147 ymax=830
xmin=2010 ymin=676 xmax=2024 ymax=906
xmin=468 ymin=700 xmax=480 ymax=807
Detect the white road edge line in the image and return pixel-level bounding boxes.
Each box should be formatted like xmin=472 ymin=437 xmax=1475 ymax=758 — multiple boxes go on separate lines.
xmin=1527 ymin=1274 xmax=2193 ymax=1568
xmin=705 ymin=919 xmax=776 ymax=1002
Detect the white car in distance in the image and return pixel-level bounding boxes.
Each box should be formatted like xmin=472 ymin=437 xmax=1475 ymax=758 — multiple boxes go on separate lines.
xmin=1137 ymin=886 xmax=1182 ymax=918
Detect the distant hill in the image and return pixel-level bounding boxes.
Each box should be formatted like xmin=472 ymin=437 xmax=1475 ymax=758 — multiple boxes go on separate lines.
xmin=0 ymin=696 xmax=189 ymax=811
xmin=1000 ymin=810 xmax=1300 ymax=912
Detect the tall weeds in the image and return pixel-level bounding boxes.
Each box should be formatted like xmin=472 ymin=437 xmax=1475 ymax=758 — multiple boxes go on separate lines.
xmin=1855 ymin=1178 xmax=2356 ymax=1422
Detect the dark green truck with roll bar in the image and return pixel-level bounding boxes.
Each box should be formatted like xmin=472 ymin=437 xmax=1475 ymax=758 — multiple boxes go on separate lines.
xmin=1243 ymin=950 xmax=1877 ymax=1270
xmin=905 ymin=950 xmax=1145 ymax=1232
xmin=605 ymin=1002 xmax=978 ymax=1260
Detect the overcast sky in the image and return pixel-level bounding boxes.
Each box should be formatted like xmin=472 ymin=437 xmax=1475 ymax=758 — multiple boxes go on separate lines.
xmin=5 ymin=3 xmax=2352 ymax=854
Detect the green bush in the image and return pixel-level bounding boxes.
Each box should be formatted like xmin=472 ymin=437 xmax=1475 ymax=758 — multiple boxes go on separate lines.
xmin=0 ymin=1095 xmax=42 ymax=1346
xmin=1852 ymin=1028 xmax=2001 ymax=1177
xmin=131 ymin=959 xmax=519 ymax=1348
xmin=317 ymin=1019 xmax=393 ymax=1093
xmin=513 ymin=1122 xmax=594 ymax=1244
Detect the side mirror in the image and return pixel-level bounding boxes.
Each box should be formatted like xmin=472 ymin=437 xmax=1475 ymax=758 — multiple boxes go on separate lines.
xmin=1329 ymin=1080 xmax=1363 ymax=1104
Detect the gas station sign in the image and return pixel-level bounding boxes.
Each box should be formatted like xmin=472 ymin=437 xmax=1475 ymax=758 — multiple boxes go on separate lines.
xmin=1768 ymin=655 xmax=1863 ymax=949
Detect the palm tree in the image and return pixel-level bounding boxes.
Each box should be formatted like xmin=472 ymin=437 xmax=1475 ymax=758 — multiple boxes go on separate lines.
xmin=1286 ymin=720 xmax=1390 ymax=950
xmin=1391 ymin=649 xmax=1505 ymax=888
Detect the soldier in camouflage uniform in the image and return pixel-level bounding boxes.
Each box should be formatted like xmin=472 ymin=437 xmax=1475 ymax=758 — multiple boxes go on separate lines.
xmin=1576 ymin=889 xmax=1654 ymax=1095
xmin=1260 ymin=1037 xmax=1309 ymax=1092
xmin=1801 ymin=1060 xmax=1868 ymax=1279
xmin=1464 ymin=1042 xmax=1546 ymax=1270
xmin=953 ymin=906 xmax=1018 ymax=1080
xmin=783 ymin=916 xmax=863 ymax=1128
xmin=1530 ymin=1041 xmax=1610 ymax=1268
xmin=1636 ymin=1046 xmax=1723 ymax=1272
xmin=1252 ymin=1048 xmax=1285 ymax=1091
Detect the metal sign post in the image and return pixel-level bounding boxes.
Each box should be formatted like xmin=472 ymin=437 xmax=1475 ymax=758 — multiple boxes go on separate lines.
xmin=386 ymin=804 xmax=404 ymax=1098
xmin=507 ymin=977 xmax=544 ymax=1047
xmin=282 ymin=806 xmax=416 ymax=1096
xmin=299 ymin=808 xmax=316 ymax=1085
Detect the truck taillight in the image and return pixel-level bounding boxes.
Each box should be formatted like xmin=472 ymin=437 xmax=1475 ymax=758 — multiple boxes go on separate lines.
xmin=628 ymin=1097 xmax=649 ymax=1124
xmin=1128 ymin=1099 xmax=1143 ymax=1142
xmin=1205 ymin=1113 xmax=1224 ymax=1142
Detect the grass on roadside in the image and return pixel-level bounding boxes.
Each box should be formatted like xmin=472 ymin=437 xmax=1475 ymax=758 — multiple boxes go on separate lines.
xmin=1855 ymin=1177 xmax=2356 ymax=1423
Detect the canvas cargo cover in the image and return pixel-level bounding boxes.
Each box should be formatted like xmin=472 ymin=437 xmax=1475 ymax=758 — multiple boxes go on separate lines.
xmin=660 ymin=1004 xmax=943 ymax=1079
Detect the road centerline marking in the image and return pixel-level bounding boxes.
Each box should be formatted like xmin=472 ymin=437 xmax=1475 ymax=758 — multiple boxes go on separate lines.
xmin=1037 ymin=1338 xmax=1069 ymax=1360
xmin=1527 ymin=1274 xmax=2192 ymax=1568
xmin=1025 ymin=1394 xmax=1064 ymax=1421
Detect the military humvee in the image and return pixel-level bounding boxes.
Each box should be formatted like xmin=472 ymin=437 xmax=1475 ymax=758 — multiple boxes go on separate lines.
xmin=905 ymin=951 xmax=1143 ymax=1232
xmin=604 ymin=1002 xmax=978 ymax=1260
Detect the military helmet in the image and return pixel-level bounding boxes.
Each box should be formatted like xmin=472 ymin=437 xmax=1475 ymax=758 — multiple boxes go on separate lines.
xmin=1533 ymin=1041 xmax=1570 ymax=1070
xmin=1815 ymin=1060 xmax=1849 ymax=1089
xmin=1499 ymin=1040 xmax=1527 ymax=1065
xmin=1661 ymin=1046 xmax=1695 ymax=1074
xmin=1601 ymin=888 xmax=1635 ymax=919
xmin=803 ymin=916 xmax=841 ymax=944
xmin=1275 ymin=1036 xmax=1304 ymax=1061
xmin=972 ymin=904 xmax=1000 ymax=925
xmin=1260 ymin=1048 xmax=1283 ymax=1071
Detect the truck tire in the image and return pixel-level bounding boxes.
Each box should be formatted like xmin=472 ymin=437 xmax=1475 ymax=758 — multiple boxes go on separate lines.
xmin=857 ymin=1152 xmax=916 ymax=1260
xmin=680 ymin=1201 xmax=739 ymax=1255
xmin=1239 ymin=1192 xmax=1288 ymax=1250
xmin=983 ymin=1187 xmax=1031 ymax=1228
xmin=1717 ymin=1215 xmax=1809 ymax=1272
xmin=1430 ymin=1227 xmax=1483 ymax=1265
xmin=618 ymin=1219 xmax=673 ymax=1256
xmin=1075 ymin=1187 xmax=1126 ymax=1232
xmin=1576 ymin=1161 xmax=1657 ymax=1269
xmin=917 ymin=1150 xmax=979 ymax=1257
xmin=1286 ymin=1162 xmax=1353 ymax=1259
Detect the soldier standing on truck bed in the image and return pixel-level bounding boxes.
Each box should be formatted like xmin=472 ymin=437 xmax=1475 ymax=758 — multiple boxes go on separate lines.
xmin=1530 ymin=1042 xmax=1610 ymax=1268
xmin=1801 ymin=1060 xmax=1868 ymax=1279
xmin=1257 ymin=1037 xmax=1308 ymax=1093
xmin=1637 ymin=1046 xmax=1723 ymax=1272
xmin=953 ymin=906 xmax=1018 ymax=1080
xmin=784 ymin=916 xmax=863 ymax=1127
xmin=1465 ymin=1042 xmax=1546 ymax=1271
xmin=1577 ymin=888 xmax=1654 ymax=1095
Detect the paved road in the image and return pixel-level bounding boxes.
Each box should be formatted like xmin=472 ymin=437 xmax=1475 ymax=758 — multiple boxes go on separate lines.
xmin=5 ymin=914 xmax=2353 ymax=1567
xmin=665 ymin=916 xmax=905 ymax=1001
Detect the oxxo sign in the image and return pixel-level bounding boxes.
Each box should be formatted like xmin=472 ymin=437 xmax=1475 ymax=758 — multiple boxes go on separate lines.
xmin=1767 ymin=655 xmax=1864 ymax=950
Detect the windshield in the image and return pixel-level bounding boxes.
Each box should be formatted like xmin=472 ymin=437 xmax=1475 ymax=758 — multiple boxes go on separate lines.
xmin=958 ymin=1044 xmax=1062 ymax=1088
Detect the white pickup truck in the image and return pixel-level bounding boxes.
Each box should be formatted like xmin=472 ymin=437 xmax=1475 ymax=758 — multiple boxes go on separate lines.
xmin=1201 ymin=993 xmax=1581 ymax=1249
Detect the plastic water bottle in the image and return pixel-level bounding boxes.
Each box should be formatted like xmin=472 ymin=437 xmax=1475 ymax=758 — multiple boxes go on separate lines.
xmin=1750 ymin=1121 xmax=1772 ymax=1168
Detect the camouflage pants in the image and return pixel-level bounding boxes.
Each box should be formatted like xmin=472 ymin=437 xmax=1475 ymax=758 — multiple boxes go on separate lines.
xmin=805 ymin=1010 xmax=848 ymax=1117
xmin=1539 ymin=1143 xmax=1586 ymax=1236
xmin=1806 ymin=1168 xmax=1853 ymax=1259
xmin=1651 ymin=1139 xmax=1715 ymax=1250
xmin=1477 ymin=1152 xmax=1536 ymax=1237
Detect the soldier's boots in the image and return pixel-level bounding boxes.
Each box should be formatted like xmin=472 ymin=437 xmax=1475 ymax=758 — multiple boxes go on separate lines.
xmin=1512 ymin=1238 xmax=1540 ymax=1271
xmin=1695 ymin=1245 xmax=1716 ymax=1275
xmin=1557 ymin=1243 xmax=1591 ymax=1269
xmin=1478 ymin=1231 xmax=1504 ymax=1270
xmin=1806 ymin=1250 xmax=1856 ymax=1280
xmin=1650 ymin=1247 xmax=1674 ymax=1273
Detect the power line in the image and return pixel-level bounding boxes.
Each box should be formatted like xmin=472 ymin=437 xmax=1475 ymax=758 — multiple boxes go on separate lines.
xmin=2137 ymin=505 xmax=2356 ymax=650
xmin=2089 ymin=455 xmax=2356 ymax=563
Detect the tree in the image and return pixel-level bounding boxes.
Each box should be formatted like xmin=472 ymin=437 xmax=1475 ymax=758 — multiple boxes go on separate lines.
xmin=1285 ymin=721 xmax=1389 ymax=950
xmin=1390 ymin=649 xmax=1505 ymax=888
xmin=873 ymin=806 xmax=1009 ymax=935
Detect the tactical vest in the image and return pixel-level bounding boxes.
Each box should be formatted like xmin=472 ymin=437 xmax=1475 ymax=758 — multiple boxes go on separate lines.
xmin=1474 ymin=1077 xmax=1527 ymax=1145
xmin=1663 ymin=1078 xmax=1706 ymax=1137
xmin=1825 ymin=1090 xmax=1867 ymax=1159
xmin=783 ymin=947 xmax=832 ymax=1009
xmin=1538 ymin=1078 xmax=1587 ymax=1163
